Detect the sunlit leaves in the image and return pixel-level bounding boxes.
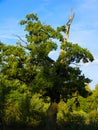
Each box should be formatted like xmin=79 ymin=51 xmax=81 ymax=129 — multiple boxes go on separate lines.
xmin=59 ymin=42 xmax=94 ymax=64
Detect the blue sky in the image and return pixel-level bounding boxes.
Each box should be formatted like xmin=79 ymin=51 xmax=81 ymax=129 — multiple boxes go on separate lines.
xmin=0 ymin=0 xmax=98 ymax=89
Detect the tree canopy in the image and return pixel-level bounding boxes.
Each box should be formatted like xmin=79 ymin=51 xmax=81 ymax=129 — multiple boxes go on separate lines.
xmin=0 ymin=13 xmax=94 ymax=104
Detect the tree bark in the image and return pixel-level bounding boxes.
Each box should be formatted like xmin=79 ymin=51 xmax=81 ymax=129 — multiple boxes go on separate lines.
xmin=46 ymin=102 xmax=58 ymax=130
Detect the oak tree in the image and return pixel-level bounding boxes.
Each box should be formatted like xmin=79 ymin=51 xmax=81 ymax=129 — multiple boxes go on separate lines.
xmin=0 ymin=13 xmax=94 ymax=130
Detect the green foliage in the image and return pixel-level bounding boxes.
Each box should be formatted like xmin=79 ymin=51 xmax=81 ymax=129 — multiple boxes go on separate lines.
xmin=88 ymin=111 xmax=98 ymax=125
xmin=59 ymin=42 xmax=94 ymax=63
xmin=87 ymin=89 xmax=98 ymax=112
xmin=0 ymin=13 xmax=96 ymax=129
xmin=4 ymin=93 xmax=46 ymax=126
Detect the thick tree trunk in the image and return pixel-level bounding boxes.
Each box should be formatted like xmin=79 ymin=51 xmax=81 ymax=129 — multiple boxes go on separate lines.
xmin=46 ymin=102 xmax=58 ymax=130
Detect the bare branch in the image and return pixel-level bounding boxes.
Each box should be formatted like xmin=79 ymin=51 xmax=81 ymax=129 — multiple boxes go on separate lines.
xmin=13 ymin=34 xmax=28 ymax=45
xmin=65 ymin=10 xmax=75 ymax=42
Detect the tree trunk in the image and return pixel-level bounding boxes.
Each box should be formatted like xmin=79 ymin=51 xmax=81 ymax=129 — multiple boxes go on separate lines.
xmin=46 ymin=102 xmax=58 ymax=130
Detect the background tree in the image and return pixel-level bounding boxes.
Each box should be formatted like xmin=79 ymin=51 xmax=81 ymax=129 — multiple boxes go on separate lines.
xmin=95 ymin=84 xmax=98 ymax=90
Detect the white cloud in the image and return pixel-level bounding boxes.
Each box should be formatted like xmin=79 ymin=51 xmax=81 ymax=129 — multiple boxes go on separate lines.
xmin=92 ymin=58 xmax=98 ymax=64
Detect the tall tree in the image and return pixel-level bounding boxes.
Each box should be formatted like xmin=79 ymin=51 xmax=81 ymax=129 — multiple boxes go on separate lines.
xmin=1 ymin=13 xmax=94 ymax=130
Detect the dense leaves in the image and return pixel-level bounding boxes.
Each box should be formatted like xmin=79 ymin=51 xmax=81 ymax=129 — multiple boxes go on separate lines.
xmin=0 ymin=13 xmax=96 ymax=130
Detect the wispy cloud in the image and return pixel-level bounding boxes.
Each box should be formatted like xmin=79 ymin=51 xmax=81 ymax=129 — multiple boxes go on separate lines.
xmin=0 ymin=18 xmax=25 ymax=44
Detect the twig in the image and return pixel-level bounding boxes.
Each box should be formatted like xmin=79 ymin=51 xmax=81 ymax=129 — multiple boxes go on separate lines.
xmin=13 ymin=34 xmax=27 ymax=44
